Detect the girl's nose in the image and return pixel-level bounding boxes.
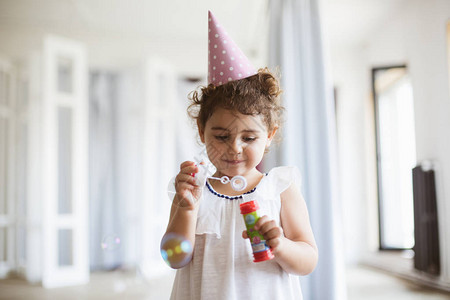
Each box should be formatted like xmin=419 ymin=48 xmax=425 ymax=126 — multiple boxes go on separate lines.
xmin=228 ymin=138 xmax=243 ymax=154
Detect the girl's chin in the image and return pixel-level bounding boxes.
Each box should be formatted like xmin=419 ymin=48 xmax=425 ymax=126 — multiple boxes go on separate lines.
xmin=215 ymin=166 xmax=241 ymax=177
xmin=215 ymin=165 xmax=256 ymax=178
xmin=215 ymin=170 xmax=239 ymax=178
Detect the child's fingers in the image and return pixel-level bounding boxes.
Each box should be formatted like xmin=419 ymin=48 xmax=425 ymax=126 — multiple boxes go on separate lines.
xmin=266 ymin=237 xmax=282 ymax=249
xmin=172 ymin=161 xmax=203 ymax=209
xmin=263 ymin=226 xmax=283 ymax=240
xmin=256 ymin=217 xmax=277 ymax=235
xmin=174 ymin=175 xmax=197 ymax=207
xmin=180 ymin=161 xmax=195 ymax=169
xmin=175 ymin=174 xmax=197 ymax=188
xmin=176 ymin=183 xmax=196 ymax=197
xmin=181 ymin=165 xmax=199 ymax=176
xmin=254 ymin=215 xmax=269 ymax=231
xmin=242 ymin=230 xmax=249 ymax=239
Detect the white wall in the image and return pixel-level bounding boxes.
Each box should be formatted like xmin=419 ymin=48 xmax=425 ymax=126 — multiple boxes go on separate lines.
xmin=333 ymin=0 xmax=450 ymax=282
xmin=333 ymin=46 xmax=372 ymax=263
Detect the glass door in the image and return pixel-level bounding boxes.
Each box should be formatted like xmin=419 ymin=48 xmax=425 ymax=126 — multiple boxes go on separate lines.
xmin=140 ymin=58 xmax=178 ymax=278
xmin=41 ymin=35 xmax=89 ymax=287
xmin=0 ymin=59 xmax=15 ymax=278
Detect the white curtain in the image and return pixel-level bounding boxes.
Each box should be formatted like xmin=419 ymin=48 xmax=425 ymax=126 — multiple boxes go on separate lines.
xmin=89 ymin=72 xmax=122 ymax=270
xmin=88 ymin=68 xmax=201 ymax=274
xmin=266 ymin=0 xmax=346 ymax=299
xmin=175 ymin=78 xmax=206 ymax=163
xmin=89 ymin=69 xmax=146 ymax=271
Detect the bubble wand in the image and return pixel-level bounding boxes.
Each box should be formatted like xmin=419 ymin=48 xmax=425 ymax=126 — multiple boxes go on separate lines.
xmin=192 ymin=160 xmax=247 ymax=191
xmin=168 ymin=160 xmax=248 ymax=200
xmin=205 ymin=174 xmax=247 ymax=191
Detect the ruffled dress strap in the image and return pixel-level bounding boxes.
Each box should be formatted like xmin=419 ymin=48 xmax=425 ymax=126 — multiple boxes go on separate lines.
xmin=265 ymin=166 xmax=302 ymax=195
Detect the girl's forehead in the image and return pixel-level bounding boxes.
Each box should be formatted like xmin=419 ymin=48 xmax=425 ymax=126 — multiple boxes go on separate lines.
xmin=207 ymin=108 xmax=266 ymax=132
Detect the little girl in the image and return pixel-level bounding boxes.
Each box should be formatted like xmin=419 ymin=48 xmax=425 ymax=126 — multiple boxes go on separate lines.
xmin=162 ymin=11 xmax=318 ymax=300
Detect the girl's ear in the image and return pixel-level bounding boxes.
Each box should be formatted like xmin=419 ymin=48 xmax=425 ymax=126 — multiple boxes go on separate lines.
xmin=266 ymin=126 xmax=278 ymax=148
xmin=197 ymin=120 xmax=205 ymax=143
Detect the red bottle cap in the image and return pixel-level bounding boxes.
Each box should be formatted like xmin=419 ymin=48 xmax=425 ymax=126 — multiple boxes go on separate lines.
xmin=253 ymin=249 xmax=274 ymax=262
xmin=240 ymin=200 xmax=259 ymax=215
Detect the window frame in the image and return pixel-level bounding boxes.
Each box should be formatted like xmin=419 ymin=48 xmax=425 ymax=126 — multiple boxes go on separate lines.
xmin=371 ymin=64 xmax=414 ymax=251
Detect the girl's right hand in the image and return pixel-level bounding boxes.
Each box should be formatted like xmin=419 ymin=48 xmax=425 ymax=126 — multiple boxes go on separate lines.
xmin=173 ymin=161 xmax=203 ymax=210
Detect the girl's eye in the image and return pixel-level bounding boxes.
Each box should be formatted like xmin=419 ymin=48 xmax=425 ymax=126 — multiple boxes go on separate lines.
xmin=215 ymin=135 xmax=229 ymax=141
xmin=243 ymin=137 xmax=257 ymax=142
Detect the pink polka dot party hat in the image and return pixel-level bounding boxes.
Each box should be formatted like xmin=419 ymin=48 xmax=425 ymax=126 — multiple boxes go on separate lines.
xmin=208 ymin=10 xmax=257 ymax=86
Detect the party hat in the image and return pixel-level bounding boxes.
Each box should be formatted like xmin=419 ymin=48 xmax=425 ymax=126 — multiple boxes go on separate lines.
xmin=208 ymin=11 xmax=257 ymax=86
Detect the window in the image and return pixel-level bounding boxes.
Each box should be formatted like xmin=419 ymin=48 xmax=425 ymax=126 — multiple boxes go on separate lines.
xmin=372 ymin=66 xmax=416 ymax=250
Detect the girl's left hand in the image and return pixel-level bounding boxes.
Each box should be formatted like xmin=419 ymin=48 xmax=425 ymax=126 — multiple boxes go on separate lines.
xmin=242 ymin=215 xmax=284 ymax=252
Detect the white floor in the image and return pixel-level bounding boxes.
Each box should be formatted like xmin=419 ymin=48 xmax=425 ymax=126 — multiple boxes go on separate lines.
xmin=347 ymin=265 xmax=450 ymax=300
xmin=0 ymin=265 xmax=449 ymax=299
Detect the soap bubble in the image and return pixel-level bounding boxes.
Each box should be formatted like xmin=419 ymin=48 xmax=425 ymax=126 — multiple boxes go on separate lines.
xmin=167 ymin=176 xmax=176 ymax=200
xmin=101 ymin=234 xmax=121 ymax=251
xmin=230 ymin=175 xmax=247 ymax=191
xmin=160 ymin=233 xmax=193 ymax=268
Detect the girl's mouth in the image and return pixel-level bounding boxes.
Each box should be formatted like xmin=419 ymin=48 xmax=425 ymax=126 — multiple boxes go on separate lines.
xmin=224 ymin=160 xmax=244 ymax=165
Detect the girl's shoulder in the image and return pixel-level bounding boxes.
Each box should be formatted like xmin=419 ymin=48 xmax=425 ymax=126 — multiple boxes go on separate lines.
xmin=264 ymin=166 xmax=302 ymax=195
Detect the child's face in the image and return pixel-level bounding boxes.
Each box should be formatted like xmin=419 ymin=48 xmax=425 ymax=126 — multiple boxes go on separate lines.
xmin=198 ymin=107 xmax=276 ymax=177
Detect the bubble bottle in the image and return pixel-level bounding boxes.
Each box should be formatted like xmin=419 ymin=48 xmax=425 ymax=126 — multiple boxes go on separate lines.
xmin=239 ymin=200 xmax=274 ymax=262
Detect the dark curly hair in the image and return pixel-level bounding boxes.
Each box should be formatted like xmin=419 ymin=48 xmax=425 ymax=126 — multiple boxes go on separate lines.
xmin=188 ymin=68 xmax=284 ymax=133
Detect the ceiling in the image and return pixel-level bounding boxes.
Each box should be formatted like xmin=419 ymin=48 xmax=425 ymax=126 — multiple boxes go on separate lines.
xmin=0 ymin=0 xmax=266 ymax=44
xmin=0 ymin=0 xmax=406 ymax=74
xmin=320 ymin=0 xmax=406 ymax=49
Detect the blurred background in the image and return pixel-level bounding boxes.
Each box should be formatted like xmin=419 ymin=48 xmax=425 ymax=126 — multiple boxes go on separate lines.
xmin=0 ymin=0 xmax=450 ymax=299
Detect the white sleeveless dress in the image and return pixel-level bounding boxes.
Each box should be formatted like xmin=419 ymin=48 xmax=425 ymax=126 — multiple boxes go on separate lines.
xmin=170 ymin=166 xmax=303 ymax=300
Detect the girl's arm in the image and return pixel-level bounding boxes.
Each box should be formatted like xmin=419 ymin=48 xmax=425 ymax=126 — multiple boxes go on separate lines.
xmin=251 ymin=183 xmax=318 ymax=275
xmin=162 ymin=161 xmax=202 ymax=269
